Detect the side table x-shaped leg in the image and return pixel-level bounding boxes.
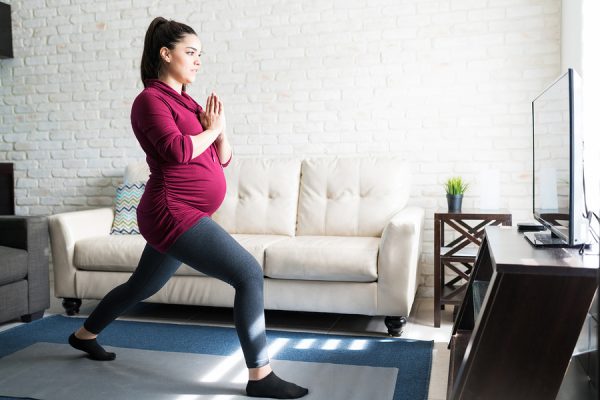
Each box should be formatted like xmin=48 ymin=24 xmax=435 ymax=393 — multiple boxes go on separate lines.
xmin=434 ymin=212 xmax=512 ymax=328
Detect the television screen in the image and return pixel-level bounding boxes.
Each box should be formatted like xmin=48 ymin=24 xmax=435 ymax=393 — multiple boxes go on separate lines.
xmin=531 ymin=68 xmax=588 ymax=246
xmin=532 ymin=71 xmax=571 ymax=239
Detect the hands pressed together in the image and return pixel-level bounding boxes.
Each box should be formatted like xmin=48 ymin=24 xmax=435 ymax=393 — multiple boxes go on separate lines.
xmin=199 ymin=92 xmax=226 ymax=142
xmin=191 ymin=91 xmax=231 ymax=161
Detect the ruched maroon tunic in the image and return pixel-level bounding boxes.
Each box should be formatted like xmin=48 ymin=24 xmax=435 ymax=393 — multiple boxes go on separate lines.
xmin=130 ymin=79 xmax=231 ymax=253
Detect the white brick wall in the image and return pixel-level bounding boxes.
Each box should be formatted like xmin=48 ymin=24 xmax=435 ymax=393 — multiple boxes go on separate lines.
xmin=0 ymin=0 xmax=561 ymax=294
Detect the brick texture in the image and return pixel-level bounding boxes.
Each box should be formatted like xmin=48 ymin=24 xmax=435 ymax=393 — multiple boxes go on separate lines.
xmin=0 ymin=0 xmax=561 ymax=294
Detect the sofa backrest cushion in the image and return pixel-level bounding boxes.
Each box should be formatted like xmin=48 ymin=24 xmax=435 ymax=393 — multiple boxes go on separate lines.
xmin=124 ymin=161 xmax=150 ymax=184
xmin=296 ymin=157 xmax=411 ymax=237
xmin=212 ymin=158 xmax=302 ymax=236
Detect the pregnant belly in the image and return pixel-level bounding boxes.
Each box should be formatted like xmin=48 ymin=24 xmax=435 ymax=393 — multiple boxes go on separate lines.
xmin=140 ymin=165 xmax=227 ymax=219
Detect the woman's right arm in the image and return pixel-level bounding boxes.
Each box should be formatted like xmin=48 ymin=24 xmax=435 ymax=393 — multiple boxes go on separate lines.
xmin=189 ymin=128 xmax=220 ymax=159
xmin=133 ymin=92 xmax=224 ymax=163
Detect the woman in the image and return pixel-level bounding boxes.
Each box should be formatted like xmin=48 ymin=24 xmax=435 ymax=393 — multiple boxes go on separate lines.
xmin=68 ymin=17 xmax=308 ymax=399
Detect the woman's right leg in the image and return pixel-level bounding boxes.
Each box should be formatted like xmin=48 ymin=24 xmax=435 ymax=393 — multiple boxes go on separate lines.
xmin=69 ymin=243 xmax=181 ymax=359
xmin=83 ymin=244 xmax=181 ymax=333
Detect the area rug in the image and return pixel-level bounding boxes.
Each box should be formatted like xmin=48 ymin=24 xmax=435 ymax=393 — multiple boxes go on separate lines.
xmin=0 ymin=315 xmax=433 ymax=400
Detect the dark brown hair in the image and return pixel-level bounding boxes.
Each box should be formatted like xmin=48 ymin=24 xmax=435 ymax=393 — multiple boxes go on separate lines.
xmin=140 ymin=17 xmax=197 ymax=91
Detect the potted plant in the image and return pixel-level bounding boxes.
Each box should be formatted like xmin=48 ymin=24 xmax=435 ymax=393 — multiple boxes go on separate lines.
xmin=444 ymin=176 xmax=468 ymax=212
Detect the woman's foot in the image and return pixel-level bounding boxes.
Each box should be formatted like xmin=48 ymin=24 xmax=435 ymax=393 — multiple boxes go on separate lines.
xmin=246 ymin=371 xmax=308 ymax=399
xmin=68 ymin=332 xmax=116 ymax=361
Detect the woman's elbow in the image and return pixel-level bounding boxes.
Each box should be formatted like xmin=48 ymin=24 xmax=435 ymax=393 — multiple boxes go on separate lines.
xmin=157 ymin=138 xmax=193 ymax=164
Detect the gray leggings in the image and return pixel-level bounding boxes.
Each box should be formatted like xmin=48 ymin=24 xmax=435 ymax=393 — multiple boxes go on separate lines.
xmin=83 ymin=216 xmax=270 ymax=368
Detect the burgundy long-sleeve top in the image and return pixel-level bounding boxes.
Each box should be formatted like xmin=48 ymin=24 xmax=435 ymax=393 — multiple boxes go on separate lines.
xmin=130 ymin=79 xmax=231 ymax=253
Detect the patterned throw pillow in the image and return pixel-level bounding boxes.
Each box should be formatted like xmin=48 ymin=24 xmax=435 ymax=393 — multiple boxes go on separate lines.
xmin=110 ymin=182 xmax=145 ymax=235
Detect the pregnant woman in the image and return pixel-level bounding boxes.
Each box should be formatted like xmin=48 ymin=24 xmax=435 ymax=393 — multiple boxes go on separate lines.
xmin=67 ymin=16 xmax=308 ymax=399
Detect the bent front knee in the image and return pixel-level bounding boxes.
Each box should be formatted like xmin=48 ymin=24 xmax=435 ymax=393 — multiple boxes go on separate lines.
xmin=236 ymin=261 xmax=264 ymax=290
xmin=249 ymin=262 xmax=265 ymax=283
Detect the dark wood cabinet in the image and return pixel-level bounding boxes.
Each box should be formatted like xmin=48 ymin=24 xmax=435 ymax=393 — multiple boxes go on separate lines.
xmin=447 ymin=226 xmax=598 ymax=400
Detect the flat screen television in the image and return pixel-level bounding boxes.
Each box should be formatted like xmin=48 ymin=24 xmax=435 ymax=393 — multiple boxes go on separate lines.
xmin=527 ymin=68 xmax=589 ymax=248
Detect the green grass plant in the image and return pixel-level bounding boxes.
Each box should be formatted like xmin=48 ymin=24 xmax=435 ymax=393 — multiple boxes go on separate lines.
xmin=444 ymin=176 xmax=469 ymax=196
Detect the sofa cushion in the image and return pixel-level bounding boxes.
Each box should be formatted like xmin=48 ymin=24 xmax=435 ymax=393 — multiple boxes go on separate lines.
xmin=212 ymin=158 xmax=302 ymax=236
xmin=296 ymin=157 xmax=411 ymax=237
xmin=73 ymin=234 xmax=288 ymax=275
xmin=0 ymin=246 xmax=28 ymax=286
xmin=74 ymin=235 xmax=145 ymax=273
xmin=229 ymin=234 xmax=290 ymax=267
xmin=264 ymin=236 xmax=380 ymax=282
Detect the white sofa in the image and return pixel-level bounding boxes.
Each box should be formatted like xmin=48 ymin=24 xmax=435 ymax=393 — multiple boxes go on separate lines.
xmin=48 ymin=157 xmax=424 ymax=335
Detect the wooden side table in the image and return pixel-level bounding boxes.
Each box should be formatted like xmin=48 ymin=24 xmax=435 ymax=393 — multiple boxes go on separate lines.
xmin=433 ymin=210 xmax=511 ymax=327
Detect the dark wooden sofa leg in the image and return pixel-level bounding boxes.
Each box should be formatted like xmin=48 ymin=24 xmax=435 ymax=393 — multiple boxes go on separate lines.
xmin=62 ymin=298 xmax=82 ymax=316
xmin=20 ymin=310 xmax=45 ymax=323
xmin=385 ymin=316 xmax=407 ymax=337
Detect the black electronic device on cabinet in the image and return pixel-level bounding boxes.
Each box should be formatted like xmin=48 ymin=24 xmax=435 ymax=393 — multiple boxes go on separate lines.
xmin=517 ymin=222 xmax=546 ymax=232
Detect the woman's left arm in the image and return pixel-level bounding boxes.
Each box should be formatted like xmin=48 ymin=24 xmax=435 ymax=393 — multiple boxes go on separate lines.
xmin=215 ymin=131 xmax=232 ymax=166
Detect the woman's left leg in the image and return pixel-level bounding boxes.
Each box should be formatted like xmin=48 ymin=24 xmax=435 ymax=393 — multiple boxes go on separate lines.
xmin=167 ymin=217 xmax=308 ymax=399
xmin=167 ymin=216 xmax=269 ymax=368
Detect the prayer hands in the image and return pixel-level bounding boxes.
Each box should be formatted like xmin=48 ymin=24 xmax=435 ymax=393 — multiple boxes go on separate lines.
xmin=199 ymin=92 xmax=225 ymax=134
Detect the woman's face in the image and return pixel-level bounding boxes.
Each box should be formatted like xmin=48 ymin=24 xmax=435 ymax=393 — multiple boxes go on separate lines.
xmin=160 ymin=34 xmax=203 ymax=85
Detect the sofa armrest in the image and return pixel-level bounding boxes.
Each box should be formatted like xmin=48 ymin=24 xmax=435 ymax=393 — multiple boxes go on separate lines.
xmin=0 ymin=216 xmax=50 ymax=314
xmin=376 ymin=206 xmax=425 ymax=316
xmin=48 ymin=208 xmax=114 ymax=298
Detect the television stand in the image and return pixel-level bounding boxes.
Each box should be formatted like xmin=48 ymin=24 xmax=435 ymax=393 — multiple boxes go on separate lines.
xmin=447 ymin=226 xmax=598 ymax=400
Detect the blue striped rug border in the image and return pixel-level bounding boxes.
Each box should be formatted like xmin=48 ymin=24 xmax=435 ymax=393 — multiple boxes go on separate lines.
xmin=0 ymin=315 xmax=433 ymax=400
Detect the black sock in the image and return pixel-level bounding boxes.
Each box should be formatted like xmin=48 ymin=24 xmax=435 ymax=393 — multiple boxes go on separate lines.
xmin=246 ymin=371 xmax=308 ymax=399
xmin=68 ymin=333 xmax=116 ymax=361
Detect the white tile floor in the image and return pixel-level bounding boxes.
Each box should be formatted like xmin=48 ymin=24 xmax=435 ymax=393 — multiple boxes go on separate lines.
xmin=0 ymin=287 xmax=455 ymax=400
